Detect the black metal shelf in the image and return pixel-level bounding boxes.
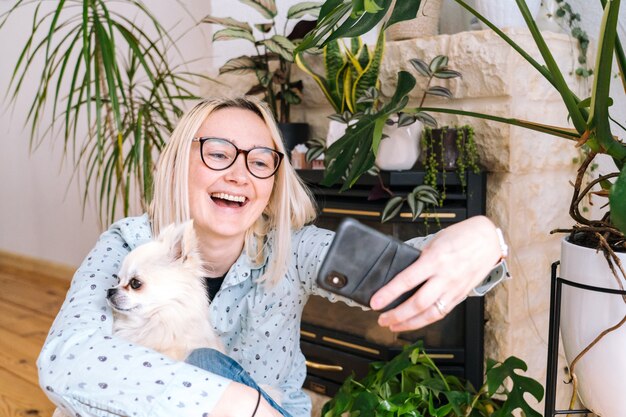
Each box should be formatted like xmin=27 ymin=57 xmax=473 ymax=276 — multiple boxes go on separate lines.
xmin=299 ymin=168 xmax=488 ymax=397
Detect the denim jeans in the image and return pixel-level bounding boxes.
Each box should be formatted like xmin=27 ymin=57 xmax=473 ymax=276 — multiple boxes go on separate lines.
xmin=186 ymin=348 xmax=292 ymax=417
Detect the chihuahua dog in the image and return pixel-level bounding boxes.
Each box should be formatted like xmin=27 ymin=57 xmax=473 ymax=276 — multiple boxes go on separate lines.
xmin=52 ymin=221 xmax=224 ymax=417
xmin=106 ymin=220 xmax=223 ymax=359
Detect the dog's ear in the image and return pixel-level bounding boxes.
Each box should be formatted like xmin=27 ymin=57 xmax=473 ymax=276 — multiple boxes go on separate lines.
xmin=165 ymin=220 xmax=197 ymax=263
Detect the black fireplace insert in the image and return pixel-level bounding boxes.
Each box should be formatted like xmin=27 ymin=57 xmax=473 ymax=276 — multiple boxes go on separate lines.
xmin=298 ymin=169 xmax=487 ymax=396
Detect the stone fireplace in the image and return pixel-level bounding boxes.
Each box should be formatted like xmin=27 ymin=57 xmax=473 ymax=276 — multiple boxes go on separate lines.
xmin=206 ymin=28 xmax=582 ymax=411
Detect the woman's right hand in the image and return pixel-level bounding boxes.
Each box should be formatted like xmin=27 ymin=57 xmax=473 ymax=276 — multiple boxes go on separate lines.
xmin=212 ymin=382 xmax=282 ymax=417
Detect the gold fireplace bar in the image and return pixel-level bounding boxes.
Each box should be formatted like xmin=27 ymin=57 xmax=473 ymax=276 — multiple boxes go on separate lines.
xmin=305 ymin=360 xmax=343 ymax=372
xmin=321 ymin=336 xmax=381 ymax=355
xmin=304 ymin=331 xmax=455 ymax=360
xmin=422 ymin=353 xmax=455 ymax=359
xmin=301 ymin=330 xmax=317 ymax=339
xmin=322 ymin=208 xmax=456 ymax=219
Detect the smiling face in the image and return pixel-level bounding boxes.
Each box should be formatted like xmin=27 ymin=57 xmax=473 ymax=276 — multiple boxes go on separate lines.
xmin=188 ymin=107 xmax=277 ymax=246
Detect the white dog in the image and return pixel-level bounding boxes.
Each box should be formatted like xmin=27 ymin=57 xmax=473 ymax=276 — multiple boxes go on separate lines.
xmin=53 ymin=221 xmax=223 ymax=417
xmin=106 ymin=220 xmax=223 ymax=359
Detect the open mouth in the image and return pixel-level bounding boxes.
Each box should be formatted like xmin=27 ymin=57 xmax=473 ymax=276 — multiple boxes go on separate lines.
xmin=211 ymin=192 xmax=248 ymax=208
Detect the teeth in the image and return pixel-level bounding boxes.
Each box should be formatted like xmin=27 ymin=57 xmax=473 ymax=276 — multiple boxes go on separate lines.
xmin=212 ymin=192 xmax=246 ymax=203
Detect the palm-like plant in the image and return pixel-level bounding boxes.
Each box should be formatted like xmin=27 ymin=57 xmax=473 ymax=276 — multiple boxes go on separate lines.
xmin=1 ymin=0 xmax=201 ymax=224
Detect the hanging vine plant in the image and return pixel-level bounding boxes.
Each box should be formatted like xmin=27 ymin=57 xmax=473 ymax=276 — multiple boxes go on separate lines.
xmin=421 ymin=125 xmax=480 ymax=205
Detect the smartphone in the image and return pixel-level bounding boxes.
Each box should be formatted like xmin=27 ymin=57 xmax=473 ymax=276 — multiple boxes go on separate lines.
xmin=317 ymin=217 xmax=422 ymax=312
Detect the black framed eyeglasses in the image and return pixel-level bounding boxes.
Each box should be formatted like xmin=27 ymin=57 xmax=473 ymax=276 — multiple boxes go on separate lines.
xmin=192 ymin=137 xmax=284 ymax=179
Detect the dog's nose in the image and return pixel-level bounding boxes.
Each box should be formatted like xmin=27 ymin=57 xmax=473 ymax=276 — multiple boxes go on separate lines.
xmin=107 ymin=288 xmax=117 ymax=299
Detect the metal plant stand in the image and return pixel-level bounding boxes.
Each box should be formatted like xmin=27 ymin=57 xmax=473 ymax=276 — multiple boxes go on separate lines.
xmin=545 ymin=261 xmax=626 ymax=416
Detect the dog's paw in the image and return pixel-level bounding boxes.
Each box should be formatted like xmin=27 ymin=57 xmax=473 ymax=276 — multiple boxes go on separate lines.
xmin=260 ymin=384 xmax=283 ymax=406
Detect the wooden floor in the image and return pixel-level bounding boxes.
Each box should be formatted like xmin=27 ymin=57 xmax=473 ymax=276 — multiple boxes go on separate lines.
xmin=0 ymin=255 xmax=71 ymax=417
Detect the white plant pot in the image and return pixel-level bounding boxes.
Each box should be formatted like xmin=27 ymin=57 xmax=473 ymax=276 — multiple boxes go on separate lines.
xmin=326 ymin=119 xmax=350 ymax=147
xmin=474 ymin=0 xmax=541 ymax=29
xmin=560 ymin=238 xmax=626 ymax=417
xmin=375 ymin=122 xmax=422 ymax=171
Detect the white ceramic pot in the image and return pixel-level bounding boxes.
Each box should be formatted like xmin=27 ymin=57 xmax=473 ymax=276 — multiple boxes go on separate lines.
xmin=560 ymin=238 xmax=626 ymax=417
xmin=375 ymin=121 xmax=422 ymax=171
xmin=325 ymin=119 xmax=350 ymax=147
xmin=474 ymin=0 xmax=541 ymax=29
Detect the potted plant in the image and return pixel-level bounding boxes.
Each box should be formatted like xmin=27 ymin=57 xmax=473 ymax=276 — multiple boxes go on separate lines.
xmin=296 ymin=31 xmax=385 ymax=150
xmin=420 ymin=125 xmax=480 ymax=203
xmin=322 ymin=342 xmax=544 ymax=417
xmin=297 ymin=35 xmax=454 ymax=223
xmin=202 ymin=1 xmax=321 ymax=154
xmin=0 ymin=0 xmax=200 ymax=224
xmin=297 ymin=1 xmax=626 ymax=416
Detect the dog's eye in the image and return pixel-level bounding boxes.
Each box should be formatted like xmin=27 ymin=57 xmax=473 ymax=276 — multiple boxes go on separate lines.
xmin=129 ymin=278 xmax=142 ymax=290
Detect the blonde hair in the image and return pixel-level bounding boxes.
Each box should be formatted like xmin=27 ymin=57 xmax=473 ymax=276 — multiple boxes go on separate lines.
xmin=149 ymin=97 xmax=317 ymax=284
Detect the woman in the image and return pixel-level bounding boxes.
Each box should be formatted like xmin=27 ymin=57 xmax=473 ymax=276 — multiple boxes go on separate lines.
xmin=38 ymin=97 xmax=508 ymax=417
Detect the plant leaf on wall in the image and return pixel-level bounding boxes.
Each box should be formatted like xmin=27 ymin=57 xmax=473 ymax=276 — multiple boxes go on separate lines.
xmin=263 ymin=35 xmax=296 ymax=62
xmin=213 ymin=27 xmax=256 ymax=42
xmin=239 ymin=0 xmax=278 ymax=19
xmin=219 ymin=56 xmax=258 ymax=74
xmin=201 ymin=16 xmax=252 ymax=32
xmin=287 ymin=1 xmax=323 ymax=19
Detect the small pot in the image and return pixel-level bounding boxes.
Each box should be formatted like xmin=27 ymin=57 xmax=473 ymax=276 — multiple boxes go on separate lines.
xmin=375 ymin=121 xmax=422 ymax=171
xmin=420 ymin=127 xmax=467 ymax=170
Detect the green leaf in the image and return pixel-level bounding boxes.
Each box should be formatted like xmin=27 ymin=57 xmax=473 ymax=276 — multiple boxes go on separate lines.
xmin=397 ymin=113 xmax=417 ymax=127
xmin=213 ymin=27 xmax=255 ymax=42
xmin=426 ymin=86 xmax=453 ymax=99
xmin=325 ymin=1 xmax=391 ymax=44
xmin=587 ymin=0 xmax=626 ymax=163
xmin=287 ymin=1 xmax=323 ymax=19
xmin=263 ymin=35 xmax=296 ymax=62
xmin=409 ymin=58 xmax=431 ymax=77
xmin=239 ymin=0 xmax=277 ymax=19
xmin=487 ymin=356 xmax=544 ymax=417
xmin=364 ymin=0 xmax=383 ymax=13
xmin=384 ymin=0 xmax=421 ymax=30
xmin=352 ymin=391 xmax=379 ymax=417
xmin=429 ymin=55 xmax=448 ymax=73
xmin=219 ymin=56 xmax=257 ymax=74
xmin=255 ymin=22 xmax=274 ymax=33
xmin=306 ymin=146 xmax=325 ymax=163
xmin=295 ymin=1 xmax=351 ymax=53
xmin=353 ymin=30 xmax=385 ymax=113
xmin=414 ymin=111 xmax=438 ymax=128
xmin=433 ymin=69 xmax=462 ymax=79
xmin=201 ymin=15 xmax=252 ymax=32
xmin=609 ymin=165 xmax=626 ymax=234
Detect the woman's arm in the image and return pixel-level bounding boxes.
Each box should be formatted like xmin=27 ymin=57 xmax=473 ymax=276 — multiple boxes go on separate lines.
xmin=38 ymin=216 xmax=233 ymax=417
xmin=371 ymin=215 xmax=504 ymax=331
xmin=296 ymin=217 xmax=506 ymax=332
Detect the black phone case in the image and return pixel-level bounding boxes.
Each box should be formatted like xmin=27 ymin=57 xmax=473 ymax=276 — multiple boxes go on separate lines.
xmin=317 ymin=217 xmax=422 ymax=312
